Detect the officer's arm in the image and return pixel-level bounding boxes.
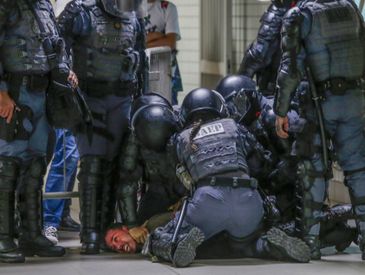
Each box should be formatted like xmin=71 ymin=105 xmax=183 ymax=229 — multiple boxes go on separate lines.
xmin=239 ymin=125 xmax=274 ymax=166
xmin=135 ymin=15 xmax=148 ymax=95
xmin=274 ymin=7 xmax=307 ymax=117
xmin=57 ymin=0 xmax=91 ymax=57
xmin=238 ymin=4 xmax=287 ymax=76
xmin=0 ymin=2 xmax=15 ymax=93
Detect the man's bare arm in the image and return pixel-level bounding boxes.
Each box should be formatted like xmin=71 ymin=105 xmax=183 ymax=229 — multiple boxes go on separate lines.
xmin=147 ymin=32 xmax=177 ymax=49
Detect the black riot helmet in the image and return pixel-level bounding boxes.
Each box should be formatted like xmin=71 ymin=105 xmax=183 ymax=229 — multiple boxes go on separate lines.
xmin=215 ymin=75 xmax=261 ymax=126
xmin=271 ymin=0 xmax=297 ymax=8
xmin=180 ymin=88 xmax=227 ymax=126
xmin=132 ymin=104 xmax=179 ymax=152
xmin=131 ymin=93 xmax=172 ymax=118
xmin=100 ymin=0 xmax=142 ymax=17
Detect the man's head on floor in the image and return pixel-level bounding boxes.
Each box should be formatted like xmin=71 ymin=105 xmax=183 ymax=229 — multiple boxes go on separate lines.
xmin=105 ymin=224 xmax=137 ymax=254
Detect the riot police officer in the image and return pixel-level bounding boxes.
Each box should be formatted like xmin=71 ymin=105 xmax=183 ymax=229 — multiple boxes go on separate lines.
xmin=274 ymin=0 xmax=365 ymax=260
xmin=238 ymin=0 xmax=297 ymax=96
xmin=145 ymin=88 xmax=310 ymax=267
xmin=58 ymin=0 xmax=147 ymax=254
xmin=216 ymin=74 xmax=358 ymax=253
xmin=0 ymin=0 xmax=72 ymax=263
xmin=117 ymin=93 xmax=184 ymax=228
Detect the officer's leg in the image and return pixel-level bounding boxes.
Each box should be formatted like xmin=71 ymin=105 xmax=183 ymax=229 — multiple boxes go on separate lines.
xmin=76 ymin=96 xmax=108 ymax=254
xmin=0 ymin=157 xmax=25 ymax=263
xmin=13 ymin=87 xmax=65 ymax=257
xmin=240 ymin=228 xmax=311 ymax=263
xmin=346 ymin=172 xmax=365 ymax=260
xmin=320 ymin=204 xmax=357 ymax=252
xmin=295 ymin=156 xmax=326 ymax=260
xmin=146 ymin=217 xmax=205 ymax=267
xmin=327 ymin=90 xmax=365 ymax=260
xmin=146 ymin=187 xmax=226 ymax=267
xmin=115 ymin=132 xmax=139 ymax=228
xmin=101 ymin=96 xmax=133 ymax=232
xmin=77 ymin=156 xmax=104 ymax=254
xmin=18 ymin=157 xmax=65 ymax=257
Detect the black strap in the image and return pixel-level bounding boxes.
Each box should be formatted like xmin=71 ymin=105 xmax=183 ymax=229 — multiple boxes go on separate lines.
xmin=24 ymin=0 xmax=59 ymax=68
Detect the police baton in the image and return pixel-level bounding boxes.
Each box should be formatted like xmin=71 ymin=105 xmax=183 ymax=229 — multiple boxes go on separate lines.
xmin=304 ymin=64 xmax=329 ymax=171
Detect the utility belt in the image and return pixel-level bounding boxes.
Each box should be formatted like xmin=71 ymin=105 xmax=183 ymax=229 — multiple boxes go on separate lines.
xmin=316 ymin=77 xmax=364 ymax=96
xmin=196 ymin=176 xmax=258 ymax=189
xmin=5 ymin=73 xmax=50 ymax=94
xmin=79 ymin=79 xmax=137 ymax=98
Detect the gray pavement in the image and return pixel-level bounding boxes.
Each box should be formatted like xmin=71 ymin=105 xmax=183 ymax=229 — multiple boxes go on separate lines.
xmin=1 ymin=232 xmax=364 ymax=275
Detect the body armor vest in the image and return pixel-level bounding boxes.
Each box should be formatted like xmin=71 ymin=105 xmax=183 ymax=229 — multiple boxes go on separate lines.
xmin=0 ymin=0 xmax=59 ymax=74
xmin=177 ymin=118 xmax=249 ymax=182
xmin=302 ymin=0 xmax=364 ymax=82
xmin=73 ymin=3 xmax=139 ymax=82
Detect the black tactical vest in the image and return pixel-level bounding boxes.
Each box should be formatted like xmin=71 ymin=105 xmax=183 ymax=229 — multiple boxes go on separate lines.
xmin=302 ymin=0 xmax=364 ymax=82
xmin=177 ymin=118 xmax=249 ymax=182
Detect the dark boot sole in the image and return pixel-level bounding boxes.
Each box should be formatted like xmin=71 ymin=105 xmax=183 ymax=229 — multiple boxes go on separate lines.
xmin=22 ymin=248 xmax=66 ymax=257
xmin=80 ymin=244 xmax=100 ymax=255
xmin=0 ymin=256 xmax=26 ymax=263
xmin=172 ymin=227 xmax=205 ymax=267
xmin=267 ymin=227 xmax=311 ymax=263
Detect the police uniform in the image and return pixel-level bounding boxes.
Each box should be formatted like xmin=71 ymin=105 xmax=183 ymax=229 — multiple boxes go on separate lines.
xmin=238 ymin=1 xmax=289 ymax=96
xmin=58 ymin=0 xmax=146 ymax=254
xmin=274 ymin=0 xmax=365 ymax=259
xmin=118 ymin=133 xmax=185 ymax=227
xmin=118 ymin=96 xmax=182 ymax=228
xmin=0 ymin=0 xmax=68 ymax=263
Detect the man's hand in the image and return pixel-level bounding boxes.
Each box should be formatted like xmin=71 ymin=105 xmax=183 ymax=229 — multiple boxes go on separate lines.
xmin=0 ymin=92 xmax=18 ymax=124
xmin=275 ymin=115 xmax=289 ymax=139
xmin=147 ymin=32 xmax=177 ymax=49
xmin=128 ymin=226 xmax=149 ymax=244
xmin=67 ymin=70 xmax=78 ymax=89
xmin=146 ymin=32 xmax=164 ymax=43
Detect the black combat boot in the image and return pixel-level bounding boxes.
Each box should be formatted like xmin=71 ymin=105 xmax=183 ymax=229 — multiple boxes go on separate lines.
xmin=0 ymin=157 xmax=25 ymax=263
xmin=320 ymin=204 xmax=357 ymax=252
xmin=145 ymin=220 xmax=205 ymax=267
xmin=264 ymin=227 xmax=311 ymax=263
xmin=348 ymin=187 xmax=365 ymax=260
xmin=78 ymin=156 xmax=104 ymax=255
xmin=18 ymin=158 xmax=65 ymax=257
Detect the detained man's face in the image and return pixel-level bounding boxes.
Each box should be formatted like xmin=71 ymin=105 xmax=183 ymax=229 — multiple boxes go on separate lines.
xmin=105 ymin=226 xmax=137 ymax=253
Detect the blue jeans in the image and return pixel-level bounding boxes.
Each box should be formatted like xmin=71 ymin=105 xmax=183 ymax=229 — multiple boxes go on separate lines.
xmin=0 ymin=85 xmax=49 ymax=161
xmin=43 ymin=129 xmax=79 ymax=228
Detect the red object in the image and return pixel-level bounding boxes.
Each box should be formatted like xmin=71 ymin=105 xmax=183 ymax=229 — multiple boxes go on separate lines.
xmin=161 ymin=1 xmax=169 ymax=9
xmin=256 ymin=111 xmax=261 ymax=118
xmin=290 ymin=1 xmax=297 ymax=8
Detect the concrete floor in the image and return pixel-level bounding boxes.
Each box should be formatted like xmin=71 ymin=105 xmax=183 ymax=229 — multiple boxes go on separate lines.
xmin=1 ymin=232 xmax=364 ymax=275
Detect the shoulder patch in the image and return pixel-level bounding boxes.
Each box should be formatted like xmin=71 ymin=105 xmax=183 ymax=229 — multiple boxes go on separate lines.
xmin=161 ymin=1 xmax=169 ymax=9
xmin=194 ymin=123 xmax=225 ymax=140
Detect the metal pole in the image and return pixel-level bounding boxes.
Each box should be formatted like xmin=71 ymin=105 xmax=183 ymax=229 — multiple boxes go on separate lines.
xmin=43 ymin=191 xmax=79 ymax=199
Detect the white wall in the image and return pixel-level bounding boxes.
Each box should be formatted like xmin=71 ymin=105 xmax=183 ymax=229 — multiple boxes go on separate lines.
xmin=169 ymin=0 xmax=201 ymax=101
